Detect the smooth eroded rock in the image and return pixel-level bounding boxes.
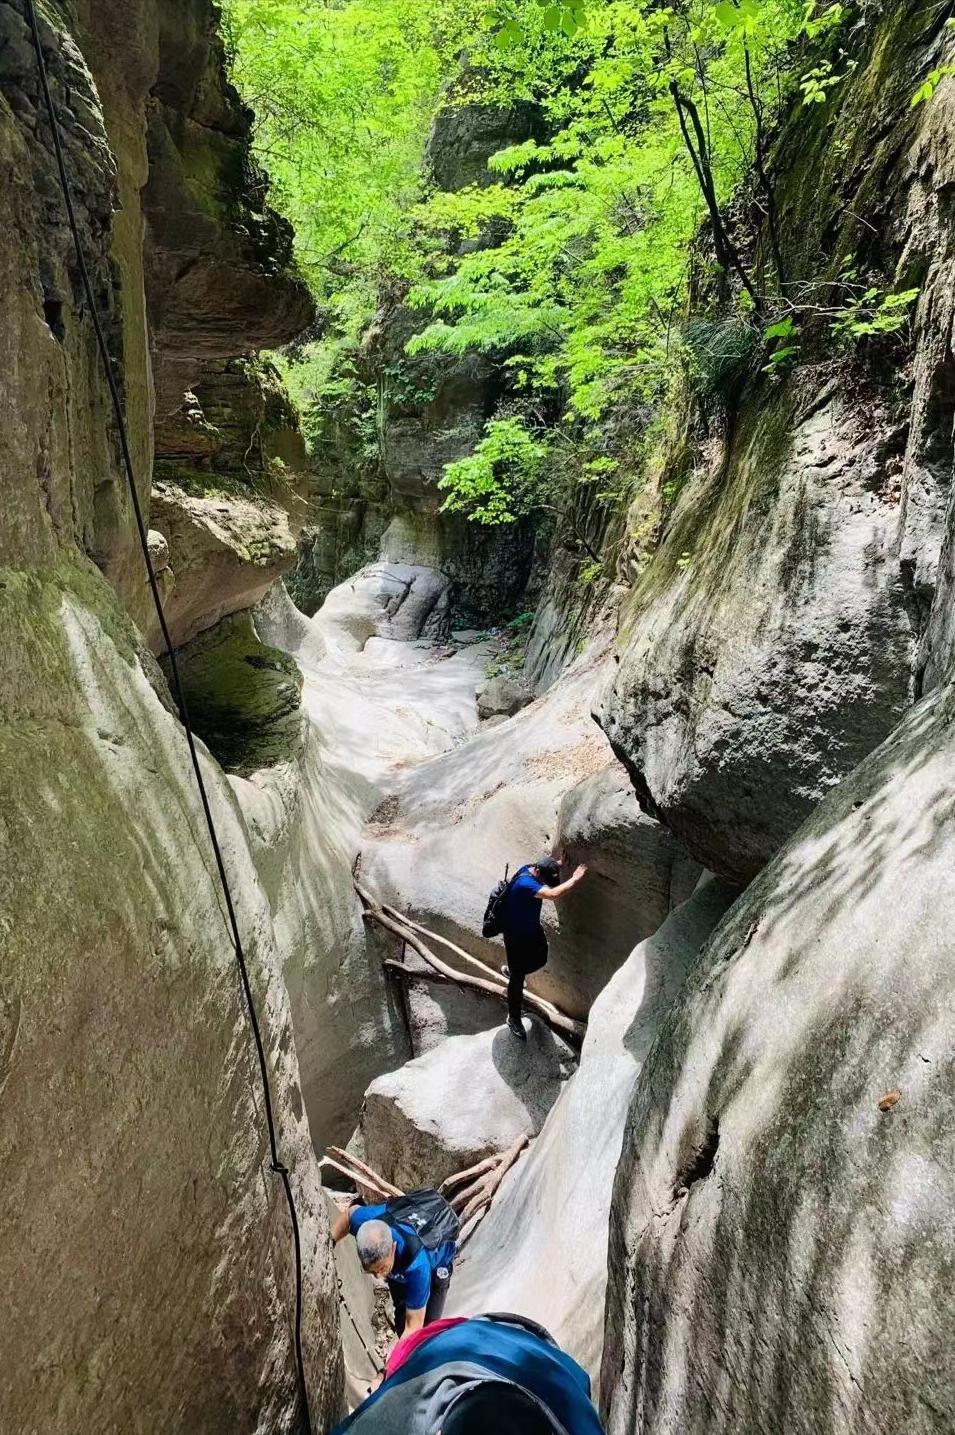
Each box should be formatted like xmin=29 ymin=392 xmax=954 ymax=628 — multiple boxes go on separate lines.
xmin=449 ymin=877 xmax=736 ymax=1393
xmin=360 ymin=656 xmax=697 ymax=1022
xmin=602 ymin=678 xmax=955 ymax=1435
xmin=354 ymin=1022 xmax=576 ymax=1190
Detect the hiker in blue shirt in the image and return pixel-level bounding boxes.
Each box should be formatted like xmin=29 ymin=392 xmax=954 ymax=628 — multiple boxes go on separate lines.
xmin=501 ymin=853 xmax=588 ymax=1042
xmin=331 ymin=1196 xmax=456 ymax=1339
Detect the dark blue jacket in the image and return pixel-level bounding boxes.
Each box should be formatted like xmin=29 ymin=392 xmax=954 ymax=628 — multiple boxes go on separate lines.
xmin=330 ymin=1314 xmax=604 ymax=1434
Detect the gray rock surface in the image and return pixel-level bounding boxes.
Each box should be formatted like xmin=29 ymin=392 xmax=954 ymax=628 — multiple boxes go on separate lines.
xmin=315 ymin=561 xmax=452 ymax=657
xmin=355 ymin=1023 xmax=576 ymax=1191
xmin=449 ymin=878 xmax=736 ymax=1393
xmin=244 ymin=592 xmax=491 ymax=1148
xmin=477 ymin=672 xmax=534 ymax=719
xmin=598 ymin=387 xmax=917 ymax=887
xmin=149 ymin=481 xmax=300 ymax=650
xmin=596 ymin=1 xmax=955 ymax=886
xmin=425 ymin=87 xmax=545 ymax=193
xmin=556 ymin=766 xmax=703 ymax=969
xmin=602 ymin=677 xmax=955 ymax=1435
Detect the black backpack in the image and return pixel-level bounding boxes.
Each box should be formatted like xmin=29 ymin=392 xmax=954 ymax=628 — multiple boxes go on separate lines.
xmin=381 ymin=1189 xmax=460 ymax=1267
xmin=482 ymin=865 xmax=519 ymax=938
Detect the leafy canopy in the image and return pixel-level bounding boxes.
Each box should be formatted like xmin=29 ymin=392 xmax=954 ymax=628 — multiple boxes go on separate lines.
xmin=221 ymin=0 xmax=480 ymax=327
xmin=224 ymin=0 xmax=883 ymax=526
xmin=407 ymin=0 xmax=823 ymax=428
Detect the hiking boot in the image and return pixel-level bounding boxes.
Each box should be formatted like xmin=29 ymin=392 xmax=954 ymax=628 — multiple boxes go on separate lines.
xmin=501 ymin=964 xmax=510 ymax=979
xmin=507 ymin=1016 xmax=527 ymax=1043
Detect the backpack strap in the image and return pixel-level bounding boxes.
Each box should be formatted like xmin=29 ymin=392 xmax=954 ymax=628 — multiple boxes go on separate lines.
xmin=380 ymin=1211 xmax=423 ymax=1272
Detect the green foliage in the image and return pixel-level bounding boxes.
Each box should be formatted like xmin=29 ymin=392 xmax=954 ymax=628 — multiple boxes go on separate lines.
xmin=684 ymin=316 xmax=760 ymax=405
xmin=761 ymin=315 xmax=800 ymax=373
xmin=910 ymin=19 xmax=955 ymax=105
xmin=224 ymin=0 xmax=909 ymax=535
xmin=407 ymin=0 xmax=817 ymax=428
xmin=221 ymin=0 xmax=479 ymax=325
xmin=798 ymin=60 xmax=847 ymax=103
xmin=830 ymin=287 xmax=920 ymax=340
xmin=438 ymin=416 xmax=549 ymax=523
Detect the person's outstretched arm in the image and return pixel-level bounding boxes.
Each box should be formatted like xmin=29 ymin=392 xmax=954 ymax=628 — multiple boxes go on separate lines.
xmin=537 ymin=863 xmax=588 ymax=902
xmin=330 ymin=1203 xmax=359 ymax=1243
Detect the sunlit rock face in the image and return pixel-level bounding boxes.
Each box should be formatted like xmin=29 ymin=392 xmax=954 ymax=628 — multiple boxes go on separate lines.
xmin=602 ymin=679 xmax=955 ymax=1435
xmin=448 ymin=878 xmax=736 ymax=1398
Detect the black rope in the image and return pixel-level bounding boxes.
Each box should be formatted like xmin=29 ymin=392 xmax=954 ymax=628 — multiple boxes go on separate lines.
xmin=24 ymin=3 xmax=312 ymax=1427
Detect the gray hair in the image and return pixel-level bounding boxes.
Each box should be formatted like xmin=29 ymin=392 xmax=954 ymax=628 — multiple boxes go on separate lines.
xmin=356 ymin=1220 xmax=394 ymax=1270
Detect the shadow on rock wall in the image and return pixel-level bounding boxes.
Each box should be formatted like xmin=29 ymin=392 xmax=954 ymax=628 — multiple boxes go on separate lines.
xmin=603 ymin=682 xmax=955 ymax=1435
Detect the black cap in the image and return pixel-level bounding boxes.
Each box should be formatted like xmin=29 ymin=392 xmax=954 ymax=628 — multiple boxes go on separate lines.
xmin=532 ymin=854 xmax=561 ymax=884
xmin=441 ymin=1383 xmax=557 ymax=1434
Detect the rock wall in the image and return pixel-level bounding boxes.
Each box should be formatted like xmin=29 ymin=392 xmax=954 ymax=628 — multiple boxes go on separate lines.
xmin=602 ymin=652 xmax=955 ymax=1435
xmin=598 ymin=0 xmax=955 ymax=885
xmin=597 ymin=11 xmax=955 ymax=1429
xmin=0 ymin=1 xmax=341 ymax=1429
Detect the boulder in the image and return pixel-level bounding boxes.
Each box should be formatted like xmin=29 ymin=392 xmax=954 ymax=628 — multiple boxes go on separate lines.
xmin=379 ymin=512 xmax=537 ymax=628
xmin=477 ymin=672 xmax=534 ymax=719
xmin=353 ymin=1023 xmax=576 ymax=1191
xmin=148 ymin=482 xmax=299 ymax=652
xmin=425 ymin=87 xmax=546 ymax=193
xmin=601 ymin=676 xmax=955 ymax=1435
xmin=448 ymin=877 xmax=737 ymax=1392
xmin=315 ymin=561 xmax=452 ymax=658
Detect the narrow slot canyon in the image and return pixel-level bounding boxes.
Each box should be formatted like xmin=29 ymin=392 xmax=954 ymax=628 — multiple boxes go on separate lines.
xmin=2 ymin=1 xmax=954 ymax=1432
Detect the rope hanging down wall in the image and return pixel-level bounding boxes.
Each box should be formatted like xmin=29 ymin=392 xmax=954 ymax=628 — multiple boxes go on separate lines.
xmin=24 ymin=4 xmax=314 ymax=1428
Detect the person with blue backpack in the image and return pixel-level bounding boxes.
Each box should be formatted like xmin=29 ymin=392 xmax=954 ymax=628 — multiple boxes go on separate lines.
xmin=483 ymin=853 xmax=588 ymax=1042
xmin=331 ymin=1189 xmax=460 ymax=1341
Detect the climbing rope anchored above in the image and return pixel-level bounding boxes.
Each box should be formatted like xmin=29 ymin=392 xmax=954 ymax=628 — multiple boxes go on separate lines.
xmin=23 ymin=2 xmax=313 ymax=1427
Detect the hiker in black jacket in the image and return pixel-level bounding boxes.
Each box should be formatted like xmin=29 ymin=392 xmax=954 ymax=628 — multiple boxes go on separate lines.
xmin=500 ymin=854 xmax=587 ymax=1042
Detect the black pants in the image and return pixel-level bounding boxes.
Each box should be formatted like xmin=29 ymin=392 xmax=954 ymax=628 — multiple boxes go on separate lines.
xmin=391 ymin=1264 xmax=453 ymax=1336
xmin=504 ymin=931 xmax=548 ymax=1025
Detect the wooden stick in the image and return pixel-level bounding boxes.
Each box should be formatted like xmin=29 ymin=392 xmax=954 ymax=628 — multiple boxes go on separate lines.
xmin=440 ymin=1154 xmax=500 ymax=1193
xmin=357 ymin=885 xmax=585 ymax=1042
xmin=380 ymin=903 xmax=504 ymax=984
xmin=326 ymin=1146 xmax=403 ymax=1198
xmin=365 ymin=883 xmax=582 ymax=1034
xmin=384 ymin=959 xmax=452 ymax=984
xmin=320 ymin=1155 xmax=397 ymax=1199
xmin=453 ymin=1133 xmax=529 ymax=1222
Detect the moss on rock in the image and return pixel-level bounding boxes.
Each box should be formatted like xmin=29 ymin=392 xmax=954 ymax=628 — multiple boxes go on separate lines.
xmin=164 ymin=611 xmax=304 ymax=775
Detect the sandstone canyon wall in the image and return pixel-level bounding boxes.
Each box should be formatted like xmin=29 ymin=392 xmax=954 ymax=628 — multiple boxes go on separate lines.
xmin=0 ymin=2 xmax=341 ymax=1429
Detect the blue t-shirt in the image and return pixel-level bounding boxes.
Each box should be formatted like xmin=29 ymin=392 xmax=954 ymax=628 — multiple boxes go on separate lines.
xmin=349 ymin=1204 xmax=455 ymax=1310
xmin=503 ymin=867 xmax=544 ymax=938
